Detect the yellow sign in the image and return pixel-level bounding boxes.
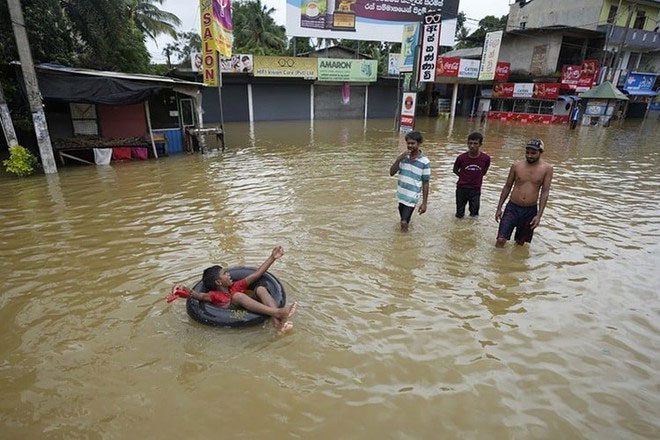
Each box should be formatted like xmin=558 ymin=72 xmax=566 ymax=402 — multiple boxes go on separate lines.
xmin=253 ymin=56 xmax=318 ymax=79
xmin=200 ymin=2 xmax=218 ymax=86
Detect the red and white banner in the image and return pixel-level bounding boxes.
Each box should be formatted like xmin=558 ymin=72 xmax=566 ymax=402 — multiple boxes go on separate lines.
xmin=577 ymin=59 xmax=599 ymax=91
xmin=436 ymin=57 xmax=459 ymax=77
xmin=417 ymin=13 xmax=442 ymax=83
xmin=561 ymin=64 xmax=581 ymax=88
xmin=494 ymin=62 xmax=510 ymax=81
xmin=492 ymin=82 xmax=559 ymax=100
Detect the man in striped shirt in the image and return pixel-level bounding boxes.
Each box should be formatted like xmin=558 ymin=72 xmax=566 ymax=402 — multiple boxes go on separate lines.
xmin=389 ymin=131 xmax=431 ymax=232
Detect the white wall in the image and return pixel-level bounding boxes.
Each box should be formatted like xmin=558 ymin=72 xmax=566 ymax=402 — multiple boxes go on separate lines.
xmin=498 ymin=33 xmax=564 ymax=75
xmin=507 ymin=0 xmax=604 ymax=31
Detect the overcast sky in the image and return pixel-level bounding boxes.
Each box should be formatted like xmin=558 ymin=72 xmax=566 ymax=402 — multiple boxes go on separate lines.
xmin=146 ymin=0 xmax=511 ymax=63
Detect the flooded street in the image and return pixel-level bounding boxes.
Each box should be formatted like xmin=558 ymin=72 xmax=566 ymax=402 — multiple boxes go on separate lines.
xmin=1 ymin=117 xmax=658 ymax=438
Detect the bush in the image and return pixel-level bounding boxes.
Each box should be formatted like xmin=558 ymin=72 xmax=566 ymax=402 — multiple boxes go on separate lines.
xmin=3 ymin=145 xmax=37 ymax=177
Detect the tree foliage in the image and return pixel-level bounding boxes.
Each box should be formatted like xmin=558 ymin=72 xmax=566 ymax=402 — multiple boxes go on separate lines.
xmin=127 ymin=0 xmax=181 ymax=41
xmin=163 ymin=31 xmax=202 ymax=67
xmin=232 ymin=0 xmax=287 ymax=55
xmin=455 ymin=15 xmax=508 ymax=49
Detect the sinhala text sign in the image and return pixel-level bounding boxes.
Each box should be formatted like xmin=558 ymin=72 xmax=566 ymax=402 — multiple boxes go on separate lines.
xmin=253 ymin=56 xmax=318 ymax=79
xmin=317 ymin=59 xmax=378 ymax=82
xmin=285 ymin=0 xmax=458 ymax=45
xmin=417 ymin=13 xmax=442 ymax=83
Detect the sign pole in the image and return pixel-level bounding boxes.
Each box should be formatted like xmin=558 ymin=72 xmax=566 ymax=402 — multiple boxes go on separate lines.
xmin=217 ymin=60 xmax=226 ymax=150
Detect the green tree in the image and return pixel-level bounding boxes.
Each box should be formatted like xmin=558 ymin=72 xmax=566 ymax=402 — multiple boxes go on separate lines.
xmin=126 ymin=0 xmax=182 ymax=41
xmin=232 ymin=0 xmax=287 ymax=55
xmin=63 ymin=0 xmax=151 ymax=72
xmin=0 ymin=0 xmax=79 ymax=66
xmin=163 ymin=31 xmax=202 ymax=66
xmin=455 ymin=14 xmax=507 ymax=49
xmin=287 ymin=37 xmax=314 ymax=56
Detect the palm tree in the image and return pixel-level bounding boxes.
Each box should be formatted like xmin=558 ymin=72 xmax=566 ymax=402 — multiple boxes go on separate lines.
xmin=126 ymin=0 xmax=181 ymax=42
xmin=232 ymin=0 xmax=286 ymax=55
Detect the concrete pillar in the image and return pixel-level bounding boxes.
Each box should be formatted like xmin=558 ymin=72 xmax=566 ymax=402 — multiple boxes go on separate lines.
xmin=0 ymin=83 xmax=18 ymax=147
xmin=450 ymin=82 xmax=459 ymax=119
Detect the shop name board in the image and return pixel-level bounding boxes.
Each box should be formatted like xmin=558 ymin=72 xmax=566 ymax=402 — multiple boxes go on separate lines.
xmin=317 ymin=58 xmax=378 ymax=82
xmin=417 ymin=13 xmax=442 ymax=83
xmin=623 ymin=72 xmax=657 ymax=92
xmin=253 ymin=56 xmax=317 ymax=79
xmin=458 ymin=59 xmax=480 ymax=79
xmin=478 ymin=30 xmax=503 ymax=81
xmin=200 ymin=1 xmax=218 ymax=86
xmin=493 ymin=83 xmax=560 ymax=100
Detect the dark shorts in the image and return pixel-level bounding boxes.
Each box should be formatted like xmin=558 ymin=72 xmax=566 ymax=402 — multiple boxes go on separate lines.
xmin=398 ymin=203 xmax=415 ymax=223
xmin=497 ymin=202 xmax=538 ymax=244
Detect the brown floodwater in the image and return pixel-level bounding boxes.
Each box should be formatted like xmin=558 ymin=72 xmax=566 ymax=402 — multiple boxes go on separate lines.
xmin=1 ymin=116 xmax=658 ymax=438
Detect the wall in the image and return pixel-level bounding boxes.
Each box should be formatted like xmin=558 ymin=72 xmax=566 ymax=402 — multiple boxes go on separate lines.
xmin=314 ymin=85 xmax=365 ymax=120
xmin=498 ymin=33 xmax=564 ymax=75
xmin=97 ymin=103 xmax=146 ymax=137
xmin=599 ymin=0 xmax=660 ymax=32
xmin=507 ymin=0 xmax=603 ymax=31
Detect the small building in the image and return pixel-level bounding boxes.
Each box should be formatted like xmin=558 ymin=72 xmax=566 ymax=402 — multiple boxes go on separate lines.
xmin=31 ymin=64 xmax=205 ymax=165
xmin=579 ymin=80 xmax=629 ymax=125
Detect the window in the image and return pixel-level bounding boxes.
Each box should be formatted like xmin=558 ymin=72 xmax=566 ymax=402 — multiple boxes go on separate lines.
xmin=520 ymin=21 xmax=526 ymax=29
xmin=607 ymin=5 xmax=618 ymax=24
xmin=69 ymin=103 xmax=98 ymax=135
xmin=633 ymin=10 xmax=646 ymax=29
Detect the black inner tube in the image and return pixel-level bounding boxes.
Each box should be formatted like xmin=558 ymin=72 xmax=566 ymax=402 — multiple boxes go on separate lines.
xmin=186 ymin=266 xmax=286 ymax=328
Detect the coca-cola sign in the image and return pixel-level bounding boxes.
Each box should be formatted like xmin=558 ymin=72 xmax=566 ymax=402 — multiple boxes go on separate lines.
xmin=561 ymin=65 xmax=581 ymax=88
xmin=532 ymin=83 xmax=560 ymax=100
xmin=578 ymin=59 xmax=599 ymax=90
xmin=492 ymin=82 xmax=514 ymax=98
xmin=436 ymin=57 xmax=460 ymax=77
xmin=494 ymin=62 xmax=510 ymax=81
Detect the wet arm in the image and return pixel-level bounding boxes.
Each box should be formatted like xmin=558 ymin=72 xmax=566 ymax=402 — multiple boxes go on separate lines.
xmin=389 ymin=152 xmax=406 ymax=176
xmin=452 ymin=158 xmax=460 ymax=176
xmin=244 ymin=246 xmax=283 ymax=285
xmin=537 ymin=166 xmax=554 ymax=219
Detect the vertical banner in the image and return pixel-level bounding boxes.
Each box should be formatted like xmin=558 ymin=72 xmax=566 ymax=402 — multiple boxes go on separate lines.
xmin=400 ymin=23 xmax=419 ymax=73
xmin=417 ymin=13 xmax=442 ymax=83
xmin=211 ymin=0 xmax=233 ymax=58
xmin=399 ymin=92 xmax=417 ymax=133
xmin=200 ymin=0 xmax=218 ymax=86
xmin=478 ymin=30 xmax=503 ymax=81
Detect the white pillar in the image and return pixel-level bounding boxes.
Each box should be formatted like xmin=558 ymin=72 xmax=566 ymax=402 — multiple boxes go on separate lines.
xmin=247 ymin=83 xmax=254 ymax=123
xmin=364 ymin=85 xmax=369 ymax=122
xmin=310 ymin=84 xmax=315 ymax=123
xmin=450 ymin=82 xmax=459 ymax=119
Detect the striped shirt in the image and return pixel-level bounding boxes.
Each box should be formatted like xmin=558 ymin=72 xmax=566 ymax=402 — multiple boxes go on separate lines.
xmin=397 ymin=152 xmax=431 ymax=207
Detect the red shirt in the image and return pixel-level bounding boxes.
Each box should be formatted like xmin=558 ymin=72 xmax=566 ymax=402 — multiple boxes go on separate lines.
xmin=453 ymin=152 xmax=491 ymax=190
xmin=208 ymin=278 xmax=249 ymax=307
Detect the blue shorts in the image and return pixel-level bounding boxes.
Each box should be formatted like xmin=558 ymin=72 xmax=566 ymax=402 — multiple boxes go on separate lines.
xmin=497 ymin=202 xmax=538 ymax=244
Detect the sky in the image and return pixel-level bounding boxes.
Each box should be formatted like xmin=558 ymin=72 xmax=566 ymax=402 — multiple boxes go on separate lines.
xmin=146 ymin=0 xmax=511 ymax=63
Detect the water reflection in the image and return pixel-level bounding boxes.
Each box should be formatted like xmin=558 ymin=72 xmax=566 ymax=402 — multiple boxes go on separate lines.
xmin=0 ymin=117 xmax=658 ymax=438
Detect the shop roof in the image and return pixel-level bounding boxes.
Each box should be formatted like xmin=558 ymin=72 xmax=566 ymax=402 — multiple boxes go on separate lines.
xmin=579 ymin=81 xmax=629 ymax=101
xmin=440 ymin=47 xmax=483 ymax=59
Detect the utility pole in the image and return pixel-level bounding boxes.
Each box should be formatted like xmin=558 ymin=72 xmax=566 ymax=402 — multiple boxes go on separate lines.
xmin=0 ymin=82 xmax=18 ymax=147
xmin=7 ymin=0 xmax=57 ymax=173
xmin=609 ymin=1 xmax=637 ymax=83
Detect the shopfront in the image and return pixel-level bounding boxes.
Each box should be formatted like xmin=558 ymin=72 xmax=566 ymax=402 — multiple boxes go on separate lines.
xmin=486 ymin=82 xmax=568 ymax=124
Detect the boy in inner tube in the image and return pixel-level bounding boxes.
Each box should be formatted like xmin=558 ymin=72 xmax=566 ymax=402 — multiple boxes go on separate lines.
xmin=169 ymin=246 xmax=297 ymax=332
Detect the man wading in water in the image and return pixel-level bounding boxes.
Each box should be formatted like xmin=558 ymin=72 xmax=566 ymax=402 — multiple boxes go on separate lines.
xmin=495 ymin=139 xmax=553 ymax=247
xmin=389 ymin=131 xmax=430 ymax=232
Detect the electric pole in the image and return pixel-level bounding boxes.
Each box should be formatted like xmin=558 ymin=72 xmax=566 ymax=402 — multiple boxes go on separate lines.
xmin=609 ymin=2 xmax=637 ymax=83
xmin=7 ymin=0 xmax=57 ymax=173
xmin=0 ymin=82 xmax=18 ymax=147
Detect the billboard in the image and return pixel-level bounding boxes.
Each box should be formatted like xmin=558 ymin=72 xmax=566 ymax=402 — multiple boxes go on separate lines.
xmin=458 ymin=59 xmax=479 ymax=79
xmin=253 ymin=56 xmax=317 ymax=78
xmin=494 ymin=62 xmax=510 ymax=81
xmin=285 ymin=0 xmax=458 ymax=45
xmin=478 ymin=31 xmax=503 ymax=81
xmin=200 ymin=1 xmax=218 ymax=86
xmin=220 ymin=54 xmax=253 ymax=73
xmin=388 ymin=53 xmax=401 ymax=76
xmin=317 ymin=58 xmax=377 ymax=81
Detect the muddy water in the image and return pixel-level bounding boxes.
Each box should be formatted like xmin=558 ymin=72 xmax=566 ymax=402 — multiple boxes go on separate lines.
xmin=1 ymin=117 xmax=658 ymax=438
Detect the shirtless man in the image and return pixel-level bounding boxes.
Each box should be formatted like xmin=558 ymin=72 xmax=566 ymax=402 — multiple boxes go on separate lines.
xmin=495 ymin=139 xmax=553 ymax=247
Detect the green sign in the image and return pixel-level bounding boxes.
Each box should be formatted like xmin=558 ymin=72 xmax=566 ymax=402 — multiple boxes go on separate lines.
xmin=317 ymin=59 xmax=378 ymax=82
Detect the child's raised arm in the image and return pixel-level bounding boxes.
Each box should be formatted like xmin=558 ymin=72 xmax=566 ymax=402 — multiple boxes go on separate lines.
xmin=244 ymin=246 xmax=284 ymax=285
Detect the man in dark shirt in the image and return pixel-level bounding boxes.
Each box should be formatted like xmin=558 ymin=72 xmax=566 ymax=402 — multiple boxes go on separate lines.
xmin=453 ymin=132 xmax=491 ymax=218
